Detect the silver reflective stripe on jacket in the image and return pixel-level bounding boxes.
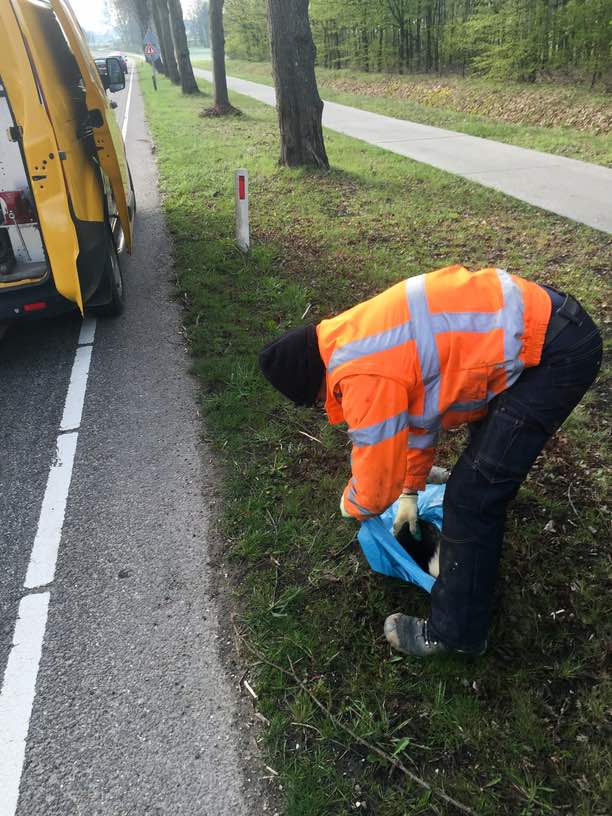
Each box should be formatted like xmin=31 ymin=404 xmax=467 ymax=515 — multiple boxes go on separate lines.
xmin=497 ymin=268 xmax=525 ymax=388
xmin=347 ymin=478 xmax=376 ymax=516
xmin=328 ymin=321 xmax=416 ymax=373
xmin=348 ymin=409 xmax=410 ymax=447
xmin=342 ymin=269 xmax=526 ymax=449
xmin=408 ymin=429 xmax=439 ymax=450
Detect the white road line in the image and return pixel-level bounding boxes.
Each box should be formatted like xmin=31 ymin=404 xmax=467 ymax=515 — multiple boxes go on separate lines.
xmin=78 ymin=316 xmax=96 ymax=346
xmin=0 ymin=593 xmax=50 ymax=816
xmin=23 ymin=431 xmax=79 ymax=589
xmin=0 ymin=73 xmax=134 ymax=816
xmin=59 ymin=345 xmax=93 ymax=432
xmin=122 ymin=64 xmax=135 ymax=141
xmin=27 ymin=319 xmax=97 ymax=582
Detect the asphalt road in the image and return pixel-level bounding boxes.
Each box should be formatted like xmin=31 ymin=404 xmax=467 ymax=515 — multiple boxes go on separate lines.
xmin=0 ymin=70 xmax=262 ymax=815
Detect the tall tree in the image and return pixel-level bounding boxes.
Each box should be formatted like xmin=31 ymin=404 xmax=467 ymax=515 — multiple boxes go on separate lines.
xmin=110 ymin=0 xmax=142 ymax=48
xmin=219 ymin=0 xmax=612 ymax=86
xmin=132 ymin=0 xmax=150 ymax=35
xmin=152 ymin=0 xmax=180 ymax=83
xmin=205 ymin=0 xmax=239 ymax=114
xmin=266 ymin=0 xmax=329 ymax=168
xmin=166 ymin=0 xmax=200 ymax=93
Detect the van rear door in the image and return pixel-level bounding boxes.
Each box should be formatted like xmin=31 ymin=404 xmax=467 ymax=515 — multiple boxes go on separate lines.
xmin=1 ymin=0 xmax=84 ymax=311
xmin=50 ymin=0 xmax=133 ymax=253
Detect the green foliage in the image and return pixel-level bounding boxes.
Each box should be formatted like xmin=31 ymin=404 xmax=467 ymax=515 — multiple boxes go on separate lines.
xmin=225 ymin=0 xmax=269 ymax=60
xmin=223 ymin=0 xmax=612 ymax=85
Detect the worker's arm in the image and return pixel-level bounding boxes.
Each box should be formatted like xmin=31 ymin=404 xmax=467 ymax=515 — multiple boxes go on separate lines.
xmin=403 ymin=428 xmax=438 ymax=492
xmin=340 ymin=375 xmax=410 ymax=520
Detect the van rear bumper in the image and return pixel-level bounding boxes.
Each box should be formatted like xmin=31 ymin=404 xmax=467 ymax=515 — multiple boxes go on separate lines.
xmin=0 ymin=275 xmax=75 ymax=321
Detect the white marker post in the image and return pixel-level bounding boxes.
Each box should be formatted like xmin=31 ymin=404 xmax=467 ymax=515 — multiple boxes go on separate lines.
xmin=235 ymin=169 xmax=249 ymax=252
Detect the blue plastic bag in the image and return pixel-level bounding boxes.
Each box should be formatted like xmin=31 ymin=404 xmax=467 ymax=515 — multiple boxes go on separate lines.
xmin=357 ymin=484 xmax=445 ymax=593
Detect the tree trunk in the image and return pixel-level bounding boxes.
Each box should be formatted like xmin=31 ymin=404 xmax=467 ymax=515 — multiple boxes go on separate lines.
xmin=152 ymin=12 xmax=167 ymax=75
xmin=152 ymin=0 xmax=180 ymax=83
xmin=266 ymin=0 xmax=328 ymax=169
xmin=209 ymin=0 xmax=232 ymax=110
xmin=133 ymin=0 xmax=151 ymax=38
xmin=377 ymin=26 xmax=384 ymax=72
xmin=361 ymin=26 xmax=369 ymax=72
xmin=166 ymin=0 xmax=199 ymax=94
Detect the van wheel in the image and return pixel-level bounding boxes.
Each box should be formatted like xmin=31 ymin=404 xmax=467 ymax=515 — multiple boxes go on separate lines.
xmin=90 ymin=226 xmax=124 ymax=317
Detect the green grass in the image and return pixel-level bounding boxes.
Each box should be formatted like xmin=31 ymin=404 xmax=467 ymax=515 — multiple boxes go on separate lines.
xmin=193 ymin=59 xmax=612 ymax=167
xmin=139 ymin=64 xmax=612 ymax=816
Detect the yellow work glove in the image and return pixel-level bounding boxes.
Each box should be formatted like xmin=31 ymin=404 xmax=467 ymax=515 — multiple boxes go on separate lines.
xmin=339 ymin=494 xmax=352 ymax=518
xmin=392 ymin=492 xmax=419 ymax=537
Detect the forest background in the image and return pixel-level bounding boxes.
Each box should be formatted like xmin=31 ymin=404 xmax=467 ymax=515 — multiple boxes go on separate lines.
xmin=223 ymin=0 xmax=611 ymax=88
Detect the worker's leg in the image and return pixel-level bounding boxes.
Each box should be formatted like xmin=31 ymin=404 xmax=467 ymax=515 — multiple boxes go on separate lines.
xmin=429 ymin=311 xmax=602 ymax=652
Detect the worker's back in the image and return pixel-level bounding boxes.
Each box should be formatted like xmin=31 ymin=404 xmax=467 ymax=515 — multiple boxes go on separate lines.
xmin=317 ymin=265 xmax=551 ymax=429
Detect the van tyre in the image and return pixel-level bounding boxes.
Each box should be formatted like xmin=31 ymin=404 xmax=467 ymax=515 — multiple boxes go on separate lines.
xmin=90 ymin=226 xmax=124 ymax=317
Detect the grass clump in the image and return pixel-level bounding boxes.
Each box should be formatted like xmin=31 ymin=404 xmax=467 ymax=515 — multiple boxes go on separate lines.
xmin=140 ymin=64 xmax=611 ymax=816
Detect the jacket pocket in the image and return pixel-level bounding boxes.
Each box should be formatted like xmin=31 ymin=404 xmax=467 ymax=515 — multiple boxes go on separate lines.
xmin=448 ymin=367 xmax=488 ymax=413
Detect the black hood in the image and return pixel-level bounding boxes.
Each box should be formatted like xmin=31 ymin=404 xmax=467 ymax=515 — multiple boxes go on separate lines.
xmin=259 ymin=324 xmax=324 ymax=406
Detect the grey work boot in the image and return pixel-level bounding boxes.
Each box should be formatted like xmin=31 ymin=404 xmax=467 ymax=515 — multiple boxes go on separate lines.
xmin=384 ymin=614 xmax=486 ymax=658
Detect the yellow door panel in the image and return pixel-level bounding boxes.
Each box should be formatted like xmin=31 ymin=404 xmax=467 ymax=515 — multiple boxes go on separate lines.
xmin=50 ymin=0 xmax=133 ymax=252
xmin=2 ymin=1 xmax=83 ymax=311
xmin=12 ymin=0 xmax=105 ymax=227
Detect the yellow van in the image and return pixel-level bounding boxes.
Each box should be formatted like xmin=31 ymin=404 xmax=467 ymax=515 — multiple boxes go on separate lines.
xmin=0 ymin=0 xmax=135 ymax=321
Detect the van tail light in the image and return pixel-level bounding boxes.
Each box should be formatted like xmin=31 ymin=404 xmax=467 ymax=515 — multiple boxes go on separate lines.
xmin=23 ymin=301 xmax=47 ymax=312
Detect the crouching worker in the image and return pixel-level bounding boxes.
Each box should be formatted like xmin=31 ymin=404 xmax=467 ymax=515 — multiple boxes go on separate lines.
xmin=259 ymin=266 xmax=602 ymax=658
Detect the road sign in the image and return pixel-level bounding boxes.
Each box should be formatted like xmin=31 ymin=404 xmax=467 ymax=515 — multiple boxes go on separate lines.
xmin=142 ymin=29 xmax=160 ymax=63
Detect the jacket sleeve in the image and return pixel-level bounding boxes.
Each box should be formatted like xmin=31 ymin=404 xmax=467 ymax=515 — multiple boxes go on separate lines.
xmin=403 ymin=428 xmax=438 ymax=492
xmin=340 ymin=375 xmax=410 ymax=520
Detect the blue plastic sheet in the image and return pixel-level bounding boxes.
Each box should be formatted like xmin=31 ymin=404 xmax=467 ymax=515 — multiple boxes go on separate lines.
xmin=357 ymin=484 xmax=445 ymax=593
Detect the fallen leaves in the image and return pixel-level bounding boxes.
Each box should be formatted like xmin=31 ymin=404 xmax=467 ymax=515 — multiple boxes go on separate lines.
xmin=322 ymin=74 xmax=612 ymax=134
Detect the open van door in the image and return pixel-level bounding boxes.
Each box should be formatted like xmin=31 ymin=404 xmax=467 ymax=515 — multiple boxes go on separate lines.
xmin=49 ymin=0 xmax=133 ymax=253
xmin=1 ymin=0 xmax=84 ymax=311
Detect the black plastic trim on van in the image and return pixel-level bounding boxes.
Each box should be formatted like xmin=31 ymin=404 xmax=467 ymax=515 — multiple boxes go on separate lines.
xmin=0 ymin=273 xmax=73 ymax=321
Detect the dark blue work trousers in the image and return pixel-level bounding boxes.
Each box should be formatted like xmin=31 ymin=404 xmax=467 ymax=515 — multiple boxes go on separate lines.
xmin=429 ymin=290 xmax=603 ymax=652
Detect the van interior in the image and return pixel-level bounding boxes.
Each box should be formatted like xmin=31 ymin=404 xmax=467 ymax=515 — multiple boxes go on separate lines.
xmin=0 ymin=79 xmax=48 ymax=288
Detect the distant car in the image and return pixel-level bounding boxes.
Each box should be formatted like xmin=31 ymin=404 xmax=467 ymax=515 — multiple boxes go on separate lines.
xmin=109 ymin=51 xmax=128 ymax=74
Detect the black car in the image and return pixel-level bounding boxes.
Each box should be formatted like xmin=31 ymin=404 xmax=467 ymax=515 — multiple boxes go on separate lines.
xmin=109 ymin=52 xmax=128 ymax=74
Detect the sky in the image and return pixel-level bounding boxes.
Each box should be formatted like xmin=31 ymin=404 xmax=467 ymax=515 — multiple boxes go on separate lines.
xmin=69 ymin=0 xmax=197 ymax=33
xmin=70 ymin=0 xmax=108 ymax=32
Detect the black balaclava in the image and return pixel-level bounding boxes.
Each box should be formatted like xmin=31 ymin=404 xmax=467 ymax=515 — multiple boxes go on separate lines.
xmin=259 ymin=324 xmax=325 ymax=407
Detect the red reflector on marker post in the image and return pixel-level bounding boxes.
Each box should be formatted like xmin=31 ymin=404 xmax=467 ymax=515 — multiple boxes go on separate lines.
xmin=235 ymin=169 xmax=249 ymax=252
xmin=23 ymin=301 xmax=47 ymax=312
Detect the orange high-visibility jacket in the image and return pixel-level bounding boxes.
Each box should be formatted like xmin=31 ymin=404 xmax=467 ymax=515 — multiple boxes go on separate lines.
xmin=316 ymin=266 xmax=552 ymax=520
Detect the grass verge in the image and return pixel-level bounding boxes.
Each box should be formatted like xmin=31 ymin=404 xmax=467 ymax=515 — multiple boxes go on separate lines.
xmin=139 ymin=64 xmax=611 ymax=816
xmin=193 ymin=59 xmax=612 ymax=168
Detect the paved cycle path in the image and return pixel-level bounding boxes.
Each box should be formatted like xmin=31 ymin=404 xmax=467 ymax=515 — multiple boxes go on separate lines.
xmin=195 ymin=68 xmax=612 ymax=235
